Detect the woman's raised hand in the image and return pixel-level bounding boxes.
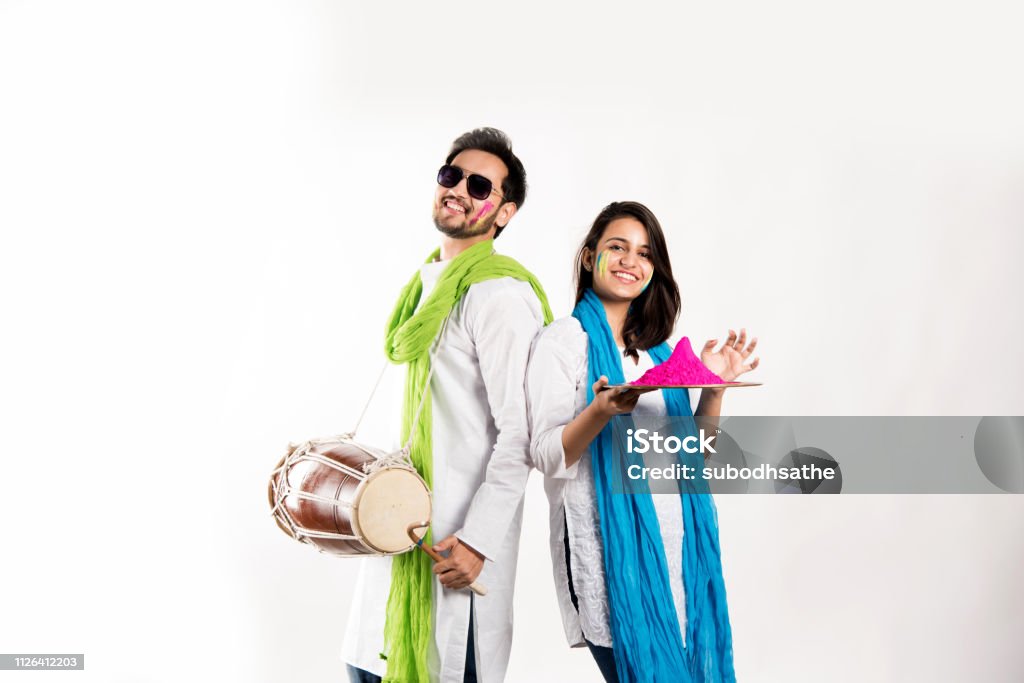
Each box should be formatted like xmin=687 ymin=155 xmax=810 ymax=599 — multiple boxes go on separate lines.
xmin=700 ymin=328 xmax=760 ymax=382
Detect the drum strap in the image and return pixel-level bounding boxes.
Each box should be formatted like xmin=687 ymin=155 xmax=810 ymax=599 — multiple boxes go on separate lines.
xmin=348 ymin=313 xmax=448 ymax=446
xmin=348 ymin=360 xmax=389 ymax=438
xmin=349 ymin=313 xmax=452 ymax=474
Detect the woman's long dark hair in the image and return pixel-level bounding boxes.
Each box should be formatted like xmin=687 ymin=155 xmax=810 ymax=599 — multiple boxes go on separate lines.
xmin=575 ymin=201 xmax=681 ymax=360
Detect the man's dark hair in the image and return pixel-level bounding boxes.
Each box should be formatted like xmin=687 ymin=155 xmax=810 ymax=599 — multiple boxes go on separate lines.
xmin=446 ymin=127 xmax=527 ymax=238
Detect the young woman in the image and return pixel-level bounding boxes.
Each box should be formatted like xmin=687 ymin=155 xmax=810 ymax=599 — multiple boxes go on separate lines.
xmin=527 ymin=201 xmax=759 ymax=683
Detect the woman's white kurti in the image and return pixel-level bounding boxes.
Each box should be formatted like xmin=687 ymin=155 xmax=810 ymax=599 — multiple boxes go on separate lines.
xmin=526 ymin=316 xmax=692 ymax=649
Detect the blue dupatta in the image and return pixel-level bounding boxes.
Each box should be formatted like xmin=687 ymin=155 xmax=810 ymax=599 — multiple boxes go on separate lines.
xmin=573 ymin=288 xmax=735 ymax=682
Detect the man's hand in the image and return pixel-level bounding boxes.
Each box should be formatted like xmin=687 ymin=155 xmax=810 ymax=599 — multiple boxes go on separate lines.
xmin=431 ymin=536 xmax=485 ymax=590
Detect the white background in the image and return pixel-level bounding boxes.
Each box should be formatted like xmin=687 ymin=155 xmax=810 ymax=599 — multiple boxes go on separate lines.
xmin=2 ymin=1 xmax=1023 ymax=681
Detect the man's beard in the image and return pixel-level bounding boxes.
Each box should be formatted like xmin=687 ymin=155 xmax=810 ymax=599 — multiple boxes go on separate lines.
xmin=433 ymin=207 xmax=498 ymax=239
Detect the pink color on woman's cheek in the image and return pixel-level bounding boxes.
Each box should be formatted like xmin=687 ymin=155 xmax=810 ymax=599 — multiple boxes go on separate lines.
xmin=468 ymin=201 xmax=494 ymax=227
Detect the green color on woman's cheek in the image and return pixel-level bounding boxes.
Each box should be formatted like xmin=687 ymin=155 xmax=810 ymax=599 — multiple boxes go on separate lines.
xmin=596 ymin=250 xmax=610 ymax=279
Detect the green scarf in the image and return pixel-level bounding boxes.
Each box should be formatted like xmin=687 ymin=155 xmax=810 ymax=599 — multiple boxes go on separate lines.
xmin=382 ymin=238 xmax=552 ymax=682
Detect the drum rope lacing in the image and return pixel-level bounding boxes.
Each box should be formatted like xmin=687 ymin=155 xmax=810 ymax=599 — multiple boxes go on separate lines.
xmin=268 ymin=438 xmax=386 ymax=544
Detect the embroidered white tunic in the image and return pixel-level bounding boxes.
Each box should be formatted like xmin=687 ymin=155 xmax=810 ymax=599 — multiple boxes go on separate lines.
xmin=526 ymin=316 xmax=693 ymax=649
xmin=342 ymin=258 xmax=544 ymax=682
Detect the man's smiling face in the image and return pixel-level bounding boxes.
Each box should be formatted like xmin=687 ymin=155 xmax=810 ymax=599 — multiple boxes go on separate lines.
xmin=432 ymin=149 xmax=512 ymax=239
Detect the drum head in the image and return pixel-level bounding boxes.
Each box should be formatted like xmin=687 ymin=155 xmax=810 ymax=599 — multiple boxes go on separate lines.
xmin=353 ymin=467 xmax=431 ymax=554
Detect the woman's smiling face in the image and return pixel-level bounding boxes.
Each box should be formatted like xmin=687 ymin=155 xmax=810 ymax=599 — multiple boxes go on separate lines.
xmin=584 ymin=217 xmax=654 ymax=302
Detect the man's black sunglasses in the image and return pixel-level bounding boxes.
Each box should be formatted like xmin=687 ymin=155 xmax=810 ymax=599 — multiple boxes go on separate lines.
xmin=437 ymin=165 xmax=504 ymax=202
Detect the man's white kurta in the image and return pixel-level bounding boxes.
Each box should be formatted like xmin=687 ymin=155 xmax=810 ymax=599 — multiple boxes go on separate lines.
xmin=343 ymin=257 xmax=544 ymax=682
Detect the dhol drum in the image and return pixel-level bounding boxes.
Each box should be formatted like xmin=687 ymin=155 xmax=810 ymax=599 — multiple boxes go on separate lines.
xmin=268 ymin=436 xmax=431 ymax=556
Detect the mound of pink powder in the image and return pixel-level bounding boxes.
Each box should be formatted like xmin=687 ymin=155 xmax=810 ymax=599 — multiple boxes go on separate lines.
xmin=635 ymin=337 xmax=726 ymax=385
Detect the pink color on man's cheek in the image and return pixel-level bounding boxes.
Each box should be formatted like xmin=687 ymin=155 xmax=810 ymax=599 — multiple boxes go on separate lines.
xmin=468 ymin=201 xmax=494 ymax=227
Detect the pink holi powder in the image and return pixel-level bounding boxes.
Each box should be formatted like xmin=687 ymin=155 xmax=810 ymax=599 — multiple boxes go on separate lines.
xmin=634 ymin=337 xmax=726 ymax=385
xmin=468 ymin=201 xmax=494 ymax=226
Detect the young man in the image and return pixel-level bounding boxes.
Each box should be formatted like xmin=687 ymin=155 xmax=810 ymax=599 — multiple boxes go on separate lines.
xmin=342 ymin=128 xmax=552 ymax=683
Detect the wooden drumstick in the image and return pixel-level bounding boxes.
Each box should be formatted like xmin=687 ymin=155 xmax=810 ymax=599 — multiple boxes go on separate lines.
xmin=407 ymin=522 xmax=487 ymax=597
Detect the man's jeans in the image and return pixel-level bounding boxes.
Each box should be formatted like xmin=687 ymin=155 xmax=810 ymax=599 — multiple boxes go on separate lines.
xmin=346 ymin=606 xmax=478 ymax=683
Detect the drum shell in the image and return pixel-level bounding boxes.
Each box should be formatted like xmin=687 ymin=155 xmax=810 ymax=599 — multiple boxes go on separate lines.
xmin=270 ymin=440 xmax=376 ymax=555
